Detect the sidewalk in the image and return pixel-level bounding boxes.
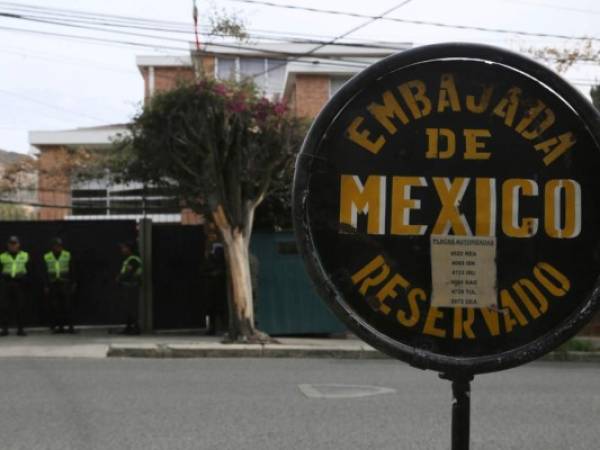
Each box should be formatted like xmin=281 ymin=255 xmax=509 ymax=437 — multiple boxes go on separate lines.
xmin=0 ymin=329 xmax=384 ymax=359
xmin=0 ymin=329 xmax=599 ymax=361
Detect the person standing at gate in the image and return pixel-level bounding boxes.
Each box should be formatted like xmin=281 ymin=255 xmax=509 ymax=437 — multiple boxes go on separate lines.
xmin=203 ymin=228 xmax=227 ymax=336
xmin=43 ymin=238 xmax=75 ymax=334
xmin=116 ymin=241 xmax=142 ymax=335
xmin=0 ymin=236 xmax=30 ymax=336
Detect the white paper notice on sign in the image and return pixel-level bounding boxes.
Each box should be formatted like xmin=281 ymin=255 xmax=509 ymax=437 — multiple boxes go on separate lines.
xmin=430 ymin=235 xmax=497 ymax=308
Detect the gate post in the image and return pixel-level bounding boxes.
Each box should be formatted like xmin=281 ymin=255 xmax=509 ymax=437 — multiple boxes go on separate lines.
xmin=139 ymin=218 xmax=153 ymax=333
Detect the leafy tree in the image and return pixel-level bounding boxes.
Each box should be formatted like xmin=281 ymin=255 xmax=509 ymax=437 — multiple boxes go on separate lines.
xmin=111 ymin=79 xmax=307 ymax=341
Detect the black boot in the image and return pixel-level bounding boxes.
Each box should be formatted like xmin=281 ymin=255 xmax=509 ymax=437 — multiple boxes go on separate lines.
xmin=16 ymin=328 xmax=27 ymax=337
xmin=0 ymin=328 xmax=8 ymax=337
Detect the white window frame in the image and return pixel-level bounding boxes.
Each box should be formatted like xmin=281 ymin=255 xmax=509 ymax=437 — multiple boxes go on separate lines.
xmin=214 ymin=56 xmax=284 ymax=97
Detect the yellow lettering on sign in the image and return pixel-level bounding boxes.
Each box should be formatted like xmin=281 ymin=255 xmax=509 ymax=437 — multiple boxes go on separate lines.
xmin=516 ymin=101 xmax=556 ymax=141
xmin=466 ymin=85 xmax=494 ymax=113
xmin=432 ymin=177 xmax=472 ymax=236
xmin=493 ymin=87 xmax=521 ymax=127
xmin=475 ymin=178 xmax=496 ymax=237
xmin=347 ymin=116 xmax=385 ymax=154
xmin=339 ymin=175 xmax=386 ymax=235
xmin=373 ymin=274 xmax=410 ymax=315
xmin=533 ymin=262 xmax=570 ymax=297
xmin=391 ymin=176 xmax=428 ymax=236
xmin=423 ymin=307 xmax=446 ymax=338
xmin=351 ymin=255 xmax=389 ymax=295
xmin=512 ymin=279 xmax=548 ymax=320
xmin=500 ymin=289 xmax=529 ymax=333
xmin=544 ymin=179 xmax=581 ymax=239
xmin=501 ymin=179 xmax=538 ymax=238
xmin=480 ymin=307 xmax=500 ymax=336
xmin=397 ymin=288 xmax=426 ymax=328
xmin=534 ymin=132 xmax=576 ymax=166
xmin=453 ymin=308 xmax=476 ymax=339
xmin=425 ymin=128 xmax=456 ymax=159
xmin=463 ymin=129 xmax=492 ymax=160
xmin=367 ymin=90 xmax=410 ymax=134
xmin=398 ymin=80 xmax=432 ymax=119
xmin=437 ymin=74 xmax=461 ymax=113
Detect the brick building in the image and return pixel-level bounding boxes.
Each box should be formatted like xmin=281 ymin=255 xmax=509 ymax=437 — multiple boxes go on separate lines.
xmin=28 ymin=42 xmax=407 ymax=222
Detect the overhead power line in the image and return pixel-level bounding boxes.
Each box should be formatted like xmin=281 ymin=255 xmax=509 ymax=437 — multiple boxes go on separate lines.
xmin=0 ymin=12 xmax=195 ymax=46
xmin=226 ymin=0 xmax=600 ymax=43
xmin=0 ymin=21 xmax=379 ymax=70
xmin=0 ymin=23 xmax=190 ymax=52
xmin=0 ymin=88 xmax=109 ymax=123
xmin=0 ymin=0 xmax=409 ymax=46
xmin=0 ymin=45 xmax=139 ymax=76
xmin=250 ymin=0 xmax=416 ymax=80
xmin=0 ymin=1 xmax=191 ymax=29
xmin=0 ymin=7 xmax=416 ymax=52
xmin=0 ymin=7 xmax=404 ymax=57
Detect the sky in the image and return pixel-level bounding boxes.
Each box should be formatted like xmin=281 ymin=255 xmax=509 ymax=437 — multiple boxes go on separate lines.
xmin=0 ymin=0 xmax=599 ymax=154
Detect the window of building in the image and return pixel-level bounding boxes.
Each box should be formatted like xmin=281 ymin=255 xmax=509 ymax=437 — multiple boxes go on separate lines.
xmin=216 ymin=57 xmax=236 ymax=81
xmin=70 ymin=180 xmax=181 ymax=222
xmin=215 ymin=56 xmax=286 ymax=98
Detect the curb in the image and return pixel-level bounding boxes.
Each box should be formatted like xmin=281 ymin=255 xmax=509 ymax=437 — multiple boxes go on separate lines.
xmin=107 ymin=344 xmax=389 ymax=359
xmin=106 ymin=345 xmax=600 ymax=362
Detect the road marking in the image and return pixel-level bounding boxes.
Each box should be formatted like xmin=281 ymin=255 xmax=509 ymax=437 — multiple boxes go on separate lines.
xmin=298 ymin=383 xmax=396 ymax=399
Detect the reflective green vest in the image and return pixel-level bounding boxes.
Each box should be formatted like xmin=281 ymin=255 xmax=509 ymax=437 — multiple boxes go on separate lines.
xmin=44 ymin=250 xmax=71 ymax=281
xmin=121 ymin=255 xmax=142 ymax=278
xmin=0 ymin=251 xmax=29 ymax=278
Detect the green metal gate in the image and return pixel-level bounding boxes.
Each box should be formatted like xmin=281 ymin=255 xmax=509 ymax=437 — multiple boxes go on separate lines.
xmin=251 ymin=231 xmax=345 ymax=335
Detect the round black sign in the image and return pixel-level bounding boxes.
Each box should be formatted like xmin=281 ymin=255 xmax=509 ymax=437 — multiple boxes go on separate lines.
xmin=293 ymin=43 xmax=600 ymax=375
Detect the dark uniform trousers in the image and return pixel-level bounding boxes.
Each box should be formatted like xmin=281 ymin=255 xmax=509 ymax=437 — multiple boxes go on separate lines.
xmin=48 ymin=281 xmax=73 ymax=329
xmin=1 ymin=278 xmax=26 ymax=331
xmin=120 ymin=284 xmax=140 ymax=330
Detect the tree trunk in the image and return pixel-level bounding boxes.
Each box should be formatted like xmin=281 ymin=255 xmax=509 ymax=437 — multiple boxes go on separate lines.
xmin=212 ymin=205 xmax=266 ymax=342
xmin=222 ymin=228 xmax=256 ymax=340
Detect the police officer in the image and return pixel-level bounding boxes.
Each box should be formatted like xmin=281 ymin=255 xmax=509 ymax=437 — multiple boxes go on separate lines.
xmin=116 ymin=242 xmax=142 ymax=335
xmin=0 ymin=236 xmax=29 ymax=336
xmin=43 ymin=237 xmax=75 ymax=334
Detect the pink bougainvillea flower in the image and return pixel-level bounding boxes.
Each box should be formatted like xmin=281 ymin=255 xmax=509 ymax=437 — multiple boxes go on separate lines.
xmin=273 ymin=102 xmax=287 ymax=116
xmin=213 ymin=83 xmax=228 ymax=96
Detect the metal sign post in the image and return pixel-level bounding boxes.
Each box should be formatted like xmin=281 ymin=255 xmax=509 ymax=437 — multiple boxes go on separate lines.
xmin=293 ymin=43 xmax=600 ymax=448
xmin=441 ymin=373 xmax=473 ymax=450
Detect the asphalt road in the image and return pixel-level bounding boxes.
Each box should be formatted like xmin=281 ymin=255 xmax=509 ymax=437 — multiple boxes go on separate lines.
xmin=0 ymin=358 xmax=598 ymax=450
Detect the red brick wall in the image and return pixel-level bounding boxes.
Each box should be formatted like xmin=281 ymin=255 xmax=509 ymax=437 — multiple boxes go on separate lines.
xmin=142 ymin=56 xmax=215 ymax=104
xmin=293 ymin=74 xmax=330 ymax=118
xmin=37 ymin=145 xmax=71 ymax=220
xmin=199 ymin=55 xmax=215 ymax=79
xmin=153 ymin=67 xmax=195 ymax=94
